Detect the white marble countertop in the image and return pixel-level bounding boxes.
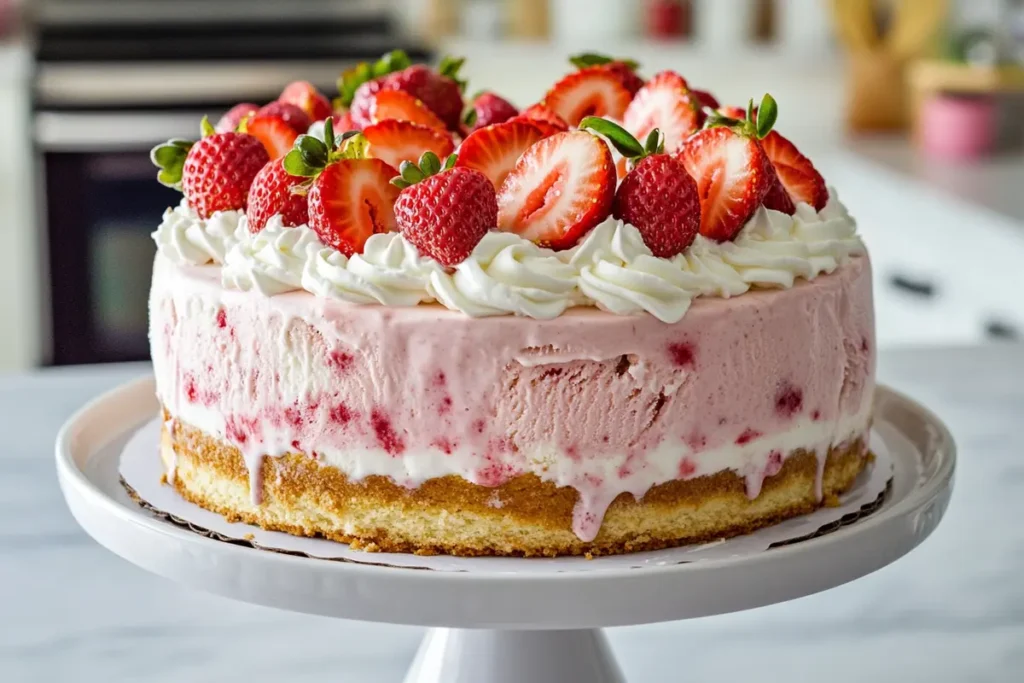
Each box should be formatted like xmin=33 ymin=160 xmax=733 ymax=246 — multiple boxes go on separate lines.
xmin=3 ymin=346 xmax=1024 ymax=682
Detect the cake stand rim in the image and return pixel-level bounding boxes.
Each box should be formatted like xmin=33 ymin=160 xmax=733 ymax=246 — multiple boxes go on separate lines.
xmin=55 ymin=375 xmax=955 ymax=628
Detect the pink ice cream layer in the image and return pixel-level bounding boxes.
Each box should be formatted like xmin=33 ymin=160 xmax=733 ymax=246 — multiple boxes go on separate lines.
xmin=150 ymin=254 xmax=876 ymax=541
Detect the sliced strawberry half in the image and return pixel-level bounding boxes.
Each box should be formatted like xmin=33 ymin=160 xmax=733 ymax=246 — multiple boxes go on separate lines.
xmin=677 ymin=126 xmax=775 ymax=241
xmin=456 ymin=120 xmax=546 ymax=190
xmin=518 ymin=103 xmax=570 ymax=132
xmin=762 ymin=172 xmax=797 ymax=214
xmin=759 ymin=131 xmax=829 ymax=211
xmin=247 ymin=115 xmax=300 ymax=159
xmin=370 ymin=90 xmax=447 ymax=129
xmin=623 ymin=71 xmax=700 ymax=154
xmin=279 ymin=81 xmax=333 ymax=122
xmin=497 ymin=130 xmax=615 ymax=249
xmin=307 ymin=158 xmax=400 ymax=256
xmin=361 ymin=120 xmax=455 ymax=172
xmin=542 ymin=66 xmax=633 ymax=127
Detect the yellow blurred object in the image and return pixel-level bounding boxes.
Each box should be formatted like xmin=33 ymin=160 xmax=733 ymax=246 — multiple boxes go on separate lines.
xmin=831 ymin=0 xmax=948 ymax=132
xmin=505 ymin=0 xmax=550 ymax=39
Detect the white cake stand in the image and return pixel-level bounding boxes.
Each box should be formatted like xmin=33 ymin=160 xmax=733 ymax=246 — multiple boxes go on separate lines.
xmin=56 ymin=377 xmax=955 ymax=683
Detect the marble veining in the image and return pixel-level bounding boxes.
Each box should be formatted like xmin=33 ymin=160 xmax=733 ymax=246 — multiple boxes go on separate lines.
xmin=2 ymin=348 xmax=1024 ymax=682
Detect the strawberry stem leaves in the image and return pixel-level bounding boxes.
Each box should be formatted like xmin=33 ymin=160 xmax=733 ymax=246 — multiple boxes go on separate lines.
xmin=569 ymin=52 xmax=640 ymax=72
xmin=283 ymin=122 xmax=369 ymax=178
xmin=336 ymin=49 xmax=412 ymax=108
xmin=390 ymin=151 xmax=456 ymax=189
xmin=643 ymin=129 xmax=663 ymax=156
xmin=200 ymin=116 xmax=215 ymax=138
xmin=439 ymin=55 xmax=468 ymax=92
xmin=150 ymin=138 xmax=194 ymax=189
xmin=755 ymin=94 xmax=778 ymax=140
xmin=579 ymin=116 xmax=645 ymax=158
xmin=704 ymin=93 xmax=778 ymax=140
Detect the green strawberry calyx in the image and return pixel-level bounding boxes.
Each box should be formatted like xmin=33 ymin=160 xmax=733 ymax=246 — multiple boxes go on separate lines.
xmin=282 ymin=118 xmax=367 ymax=194
xmin=569 ymin=52 xmax=640 ymax=72
xmin=578 ymin=116 xmax=663 ymax=172
xmin=390 ymin=151 xmax=458 ymax=190
xmin=704 ymin=93 xmax=778 ymax=140
xmin=438 ymin=55 xmax=468 ymax=92
xmin=335 ymin=49 xmax=413 ymax=109
xmin=149 ymin=116 xmax=218 ymax=189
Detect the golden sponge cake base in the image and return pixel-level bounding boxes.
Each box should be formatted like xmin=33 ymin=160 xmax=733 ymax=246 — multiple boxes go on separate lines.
xmin=161 ymin=417 xmax=869 ymax=557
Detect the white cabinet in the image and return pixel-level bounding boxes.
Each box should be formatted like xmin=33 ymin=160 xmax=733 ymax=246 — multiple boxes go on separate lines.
xmin=820 ymin=151 xmax=1024 ymax=348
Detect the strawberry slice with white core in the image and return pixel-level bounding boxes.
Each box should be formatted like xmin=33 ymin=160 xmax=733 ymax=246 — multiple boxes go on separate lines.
xmin=497 ymin=130 xmax=615 ymax=250
xmin=361 ymin=120 xmax=455 ymax=172
xmin=542 ymin=66 xmax=633 ymax=127
xmin=247 ymin=115 xmax=300 ymax=159
xmin=759 ymin=131 xmax=829 ymax=211
xmin=678 ymin=126 xmax=774 ymax=242
xmin=307 ymin=158 xmax=400 ymax=256
xmin=456 ymin=120 xmax=547 ymax=190
xmin=623 ymin=71 xmax=699 ymax=154
xmin=370 ymin=90 xmax=447 ymax=130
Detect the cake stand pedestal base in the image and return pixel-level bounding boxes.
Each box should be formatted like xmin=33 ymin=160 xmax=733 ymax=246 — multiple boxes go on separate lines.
xmin=404 ymin=628 xmax=624 ymax=683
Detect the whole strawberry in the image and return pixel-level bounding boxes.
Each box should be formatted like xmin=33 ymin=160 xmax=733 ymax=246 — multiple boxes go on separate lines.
xmin=392 ymin=152 xmax=496 ymax=266
xmin=341 ymin=51 xmax=466 ymax=132
xmin=580 ymin=117 xmax=700 ymax=258
xmin=151 ymin=118 xmax=269 ymax=219
xmin=246 ymin=159 xmax=309 ymax=232
xmin=466 ymin=91 xmax=519 ymax=131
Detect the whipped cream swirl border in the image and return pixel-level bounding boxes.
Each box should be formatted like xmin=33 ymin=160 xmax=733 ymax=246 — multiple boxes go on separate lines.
xmin=153 ymin=190 xmax=864 ymax=323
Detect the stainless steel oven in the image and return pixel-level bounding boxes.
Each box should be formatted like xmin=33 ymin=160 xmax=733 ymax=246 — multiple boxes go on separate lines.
xmin=30 ymin=0 xmax=431 ymax=364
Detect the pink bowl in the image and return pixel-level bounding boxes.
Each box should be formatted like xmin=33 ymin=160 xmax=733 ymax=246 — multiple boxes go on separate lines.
xmin=919 ymin=94 xmax=998 ymax=160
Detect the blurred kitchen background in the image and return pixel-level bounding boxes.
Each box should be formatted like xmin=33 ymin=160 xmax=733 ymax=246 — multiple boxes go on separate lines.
xmin=0 ymin=0 xmax=1022 ymax=370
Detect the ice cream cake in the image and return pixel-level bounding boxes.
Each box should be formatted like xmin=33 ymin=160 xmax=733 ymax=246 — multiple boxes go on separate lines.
xmin=148 ymin=51 xmax=874 ymax=556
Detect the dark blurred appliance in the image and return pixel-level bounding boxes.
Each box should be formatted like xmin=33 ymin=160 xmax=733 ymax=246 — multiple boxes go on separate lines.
xmin=31 ymin=0 xmax=431 ymax=365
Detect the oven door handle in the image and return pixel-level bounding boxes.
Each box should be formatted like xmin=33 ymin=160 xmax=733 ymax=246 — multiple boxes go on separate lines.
xmin=34 ymin=111 xmax=212 ymax=151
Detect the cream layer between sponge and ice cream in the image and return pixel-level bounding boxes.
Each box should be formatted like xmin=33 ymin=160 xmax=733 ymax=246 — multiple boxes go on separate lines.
xmin=150 ymin=253 xmax=875 ymax=541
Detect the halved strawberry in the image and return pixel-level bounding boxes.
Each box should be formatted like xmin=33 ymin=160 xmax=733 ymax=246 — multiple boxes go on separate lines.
xmin=542 ymin=66 xmax=632 ymax=127
xmin=759 ymin=132 xmax=829 ymax=211
xmin=247 ymin=115 xmax=300 ymax=159
xmin=279 ymin=81 xmax=332 ymax=122
xmin=215 ymin=103 xmax=258 ymax=133
xmin=623 ymin=71 xmax=700 ymax=154
xmin=762 ymin=173 xmax=797 ymax=214
xmin=718 ymin=105 xmax=748 ymax=120
xmin=307 ymin=158 xmax=400 ymax=256
xmin=678 ymin=127 xmax=775 ymax=242
xmin=691 ymin=88 xmax=720 ymax=112
xmin=568 ymin=53 xmax=645 ymax=95
xmin=253 ymin=101 xmax=312 ymax=134
xmin=497 ymin=130 xmax=615 ymax=249
xmin=361 ymin=120 xmax=455 ymax=172
xmin=518 ymin=103 xmax=570 ymax=131
xmin=370 ymin=89 xmax=447 ymax=129
xmin=456 ymin=120 xmax=546 ymax=190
